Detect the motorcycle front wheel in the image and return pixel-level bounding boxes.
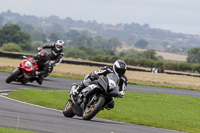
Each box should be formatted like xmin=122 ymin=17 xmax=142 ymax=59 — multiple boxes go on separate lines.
xmin=63 ymin=100 xmax=75 ymax=117
xmin=82 ymin=96 xmax=105 ymax=120
xmin=6 ymin=68 xmax=21 ymax=83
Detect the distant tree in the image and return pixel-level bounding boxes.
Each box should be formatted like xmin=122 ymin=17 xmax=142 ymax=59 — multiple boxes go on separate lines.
xmin=46 ymin=23 xmax=65 ymax=34
xmin=92 ymin=36 xmax=108 ymax=49
xmin=92 ymin=36 xmax=121 ymax=50
xmin=0 ymin=15 xmax=3 ymax=27
xmin=118 ymin=49 xmax=144 ymax=59
xmin=31 ymin=41 xmax=45 ymax=50
xmin=49 ymin=33 xmax=59 ymax=42
xmin=0 ymin=24 xmax=31 ymax=50
xmin=187 ymin=47 xmax=200 ymax=63
xmin=69 ymin=34 xmax=92 ymax=46
xmin=66 ymin=30 xmax=80 ymax=40
xmin=31 ymin=30 xmax=47 ymax=42
xmin=126 ymin=35 xmax=136 ymax=45
xmin=166 ymin=46 xmax=181 ymax=53
xmin=80 ymin=30 xmax=92 ymax=37
xmin=107 ymin=38 xmax=121 ymax=50
xmin=17 ymin=21 xmax=34 ymax=33
xmin=143 ymin=49 xmax=157 ymax=60
xmin=2 ymin=43 xmax=21 ymax=52
xmin=64 ymin=47 xmax=87 ymax=59
xmin=134 ymin=39 xmax=149 ymax=49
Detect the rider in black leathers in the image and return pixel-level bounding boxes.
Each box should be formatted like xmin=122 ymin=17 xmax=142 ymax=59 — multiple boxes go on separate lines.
xmin=72 ymin=60 xmax=128 ymax=110
xmin=33 ymin=50 xmax=51 ymax=85
xmin=37 ymin=40 xmax=64 ymax=71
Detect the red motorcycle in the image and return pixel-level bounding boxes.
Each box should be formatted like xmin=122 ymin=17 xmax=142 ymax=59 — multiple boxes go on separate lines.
xmin=6 ymin=57 xmax=39 ymax=84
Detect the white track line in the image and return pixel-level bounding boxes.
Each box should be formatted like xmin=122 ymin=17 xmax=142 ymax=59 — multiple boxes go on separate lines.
xmin=0 ymin=95 xmax=62 ymax=112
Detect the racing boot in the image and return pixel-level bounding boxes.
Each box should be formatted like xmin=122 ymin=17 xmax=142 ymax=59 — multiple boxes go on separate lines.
xmin=76 ymin=82 xmax=86 ymax=94
xmin=104 ymin=98 xmax=114 ymax=110
xmin=70 ymin=83 xmax=78 ymax=96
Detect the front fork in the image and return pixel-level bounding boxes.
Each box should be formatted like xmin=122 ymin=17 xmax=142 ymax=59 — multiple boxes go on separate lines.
xmin=87 ymin=94 xmax=98 ymax=107
xmin=12 ymin=68 xmax=20 ymax=74
xmin=13 ymin=68 xmax=23 ymax=79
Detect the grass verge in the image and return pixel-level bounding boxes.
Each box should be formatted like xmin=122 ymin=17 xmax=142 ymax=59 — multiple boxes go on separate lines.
xmin=129 ymin=82 xmax=200 ymax=91
xmin=0 ymin=69 xmax=12 ymax=73
xmin=7 ymin=89 xmax=200 ymax=133
xmin=0 ymin=127 xmax=35 ymax=133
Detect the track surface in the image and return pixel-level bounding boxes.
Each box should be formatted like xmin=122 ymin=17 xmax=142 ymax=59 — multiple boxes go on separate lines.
xmin=1 ymin=72 xmax=198 ymax=133
xmin=1 ymin=72 xmax=199 ymax=97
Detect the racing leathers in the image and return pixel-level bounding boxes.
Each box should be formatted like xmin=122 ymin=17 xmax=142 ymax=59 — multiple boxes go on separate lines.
xmin=37 ymin=43 xmax=64 ymax=67
xmin=33 ymin=55 xmax=51 ymax=85
xmin=73 ymin=66 xmax=128 ymax=110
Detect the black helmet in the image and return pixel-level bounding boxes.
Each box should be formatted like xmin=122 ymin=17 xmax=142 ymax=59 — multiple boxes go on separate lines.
xmin=38 ymin=50 xmax=48 ymax=61
xmin=113 ymin=60 xmax=127 ymax=77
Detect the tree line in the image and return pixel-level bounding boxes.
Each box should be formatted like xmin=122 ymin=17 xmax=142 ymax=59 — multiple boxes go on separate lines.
xmin=0 ymin=24 xmax=200 ymax=73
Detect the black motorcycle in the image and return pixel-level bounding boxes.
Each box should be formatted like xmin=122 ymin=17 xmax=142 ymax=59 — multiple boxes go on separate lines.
xmin=63 ymin=76 xmax=119 ymax=120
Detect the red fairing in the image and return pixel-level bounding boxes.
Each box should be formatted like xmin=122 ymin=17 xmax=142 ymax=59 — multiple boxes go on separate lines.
xmin=18 ymin=57 xmax=39 ymax=80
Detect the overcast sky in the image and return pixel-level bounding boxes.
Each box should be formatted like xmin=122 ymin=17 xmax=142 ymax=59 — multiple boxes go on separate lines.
xmin=0 ymin=0 xmax=200 ymax=35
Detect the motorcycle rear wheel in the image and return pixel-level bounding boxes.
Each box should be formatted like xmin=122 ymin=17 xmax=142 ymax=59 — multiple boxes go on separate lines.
xmin=63 ymin=100 xmax=75 ymax=117
xmin=82 ymin=96 xmax=105 ymax=120
xmin=6 ymin=69 xmax=21 ymax=83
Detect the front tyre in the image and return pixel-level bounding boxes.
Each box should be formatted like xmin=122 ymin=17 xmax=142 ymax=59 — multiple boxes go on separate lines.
xmin=63 ymin=100 xmax=75 ymax=117
xmin=6 ymin=69 xmax=21 ymax=83
xmin=82 ymin=96 xmax=105 ymax=120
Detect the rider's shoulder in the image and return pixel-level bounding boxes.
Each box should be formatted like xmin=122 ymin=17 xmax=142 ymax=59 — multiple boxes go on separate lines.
xmin=120 ymin=75 xmax=128 ymax=83
xmin=102 ymin=66 xmax=113 ymax=72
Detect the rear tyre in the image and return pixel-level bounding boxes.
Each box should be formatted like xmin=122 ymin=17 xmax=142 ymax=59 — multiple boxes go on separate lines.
xmin=63 ymin=100 xmax=75 ymax=117
xmin=82 ymin=96 xmax=105 ymax=120
xmin=6 ymin=69 xmax=21 ymax=83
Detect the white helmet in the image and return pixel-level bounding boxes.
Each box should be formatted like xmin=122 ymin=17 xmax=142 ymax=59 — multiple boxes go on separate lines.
xmin=113 ymin=60 xmax=127 ymax=77
xmin=55 ymin=40 xmax=64 ymax=51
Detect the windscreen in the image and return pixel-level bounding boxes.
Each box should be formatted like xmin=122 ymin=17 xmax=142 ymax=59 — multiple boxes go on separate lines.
xmin=106 ymin=73 xmax=119 ymax=84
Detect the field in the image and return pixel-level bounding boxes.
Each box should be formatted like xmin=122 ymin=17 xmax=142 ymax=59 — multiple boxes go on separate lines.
xmin=117 ymin=45 xmax=187 ymax=62
xmin=1 ymin=57 xmax=200 ymax=89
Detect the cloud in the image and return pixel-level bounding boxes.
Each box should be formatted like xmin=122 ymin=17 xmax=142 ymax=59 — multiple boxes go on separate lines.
xmin=0 ymin=0 xmax=200 ymax=34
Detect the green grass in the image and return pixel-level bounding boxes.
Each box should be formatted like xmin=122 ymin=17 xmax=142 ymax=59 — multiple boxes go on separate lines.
xmin=129 ymin=82 xmax=200 ymax=91
xmin=0 ymin=69 xmax=12 ymax=73
xmin=0 ymin=127 xmax=36 ymax=133
xmin=7 ymin=89 xmax=200 ymax=133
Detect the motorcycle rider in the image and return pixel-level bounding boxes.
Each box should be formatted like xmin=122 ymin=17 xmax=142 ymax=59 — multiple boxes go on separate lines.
xmin=33 ymin=50 xmax=51 ymax=85
xmin=72 ymin=60 xmax=128 ymax=110
xmin=37 ymin=40 xmax=64 ymax=72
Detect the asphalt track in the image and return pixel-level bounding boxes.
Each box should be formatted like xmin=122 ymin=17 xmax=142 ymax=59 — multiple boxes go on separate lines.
xmin=1 ymin=72 xmax=199 ymax=133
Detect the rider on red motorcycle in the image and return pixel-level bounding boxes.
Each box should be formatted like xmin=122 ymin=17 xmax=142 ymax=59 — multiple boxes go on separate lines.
xmin=33 ymin=50 xmax=51 ymax=85
xmin=37 ymin=40 xmax=64 ymax=69
xmin=72 ymin=60 xmax=128 ymax=110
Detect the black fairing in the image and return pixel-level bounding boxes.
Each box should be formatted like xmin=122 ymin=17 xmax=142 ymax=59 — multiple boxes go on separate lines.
xmin=95 ymin=76 xmax=109 ymax=92
xmin=71 ymin=76 xmax=113 ymax=117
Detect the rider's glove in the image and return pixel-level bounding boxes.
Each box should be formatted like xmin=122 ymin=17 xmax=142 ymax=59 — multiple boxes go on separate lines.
xmin=50 ymin=60 xmax=56 ymax=65
xmin=89 ymin=73 xmax=99 ymax=81
xmin=22 ymin=56 xmax=27 ymax=59
xmin=37 ymin=46 xmax=43 ymax=52
xmin=118 ymin=91 xmax=125 ymax=98
xmin=35 ymin=71 xmax=40 ymax=76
